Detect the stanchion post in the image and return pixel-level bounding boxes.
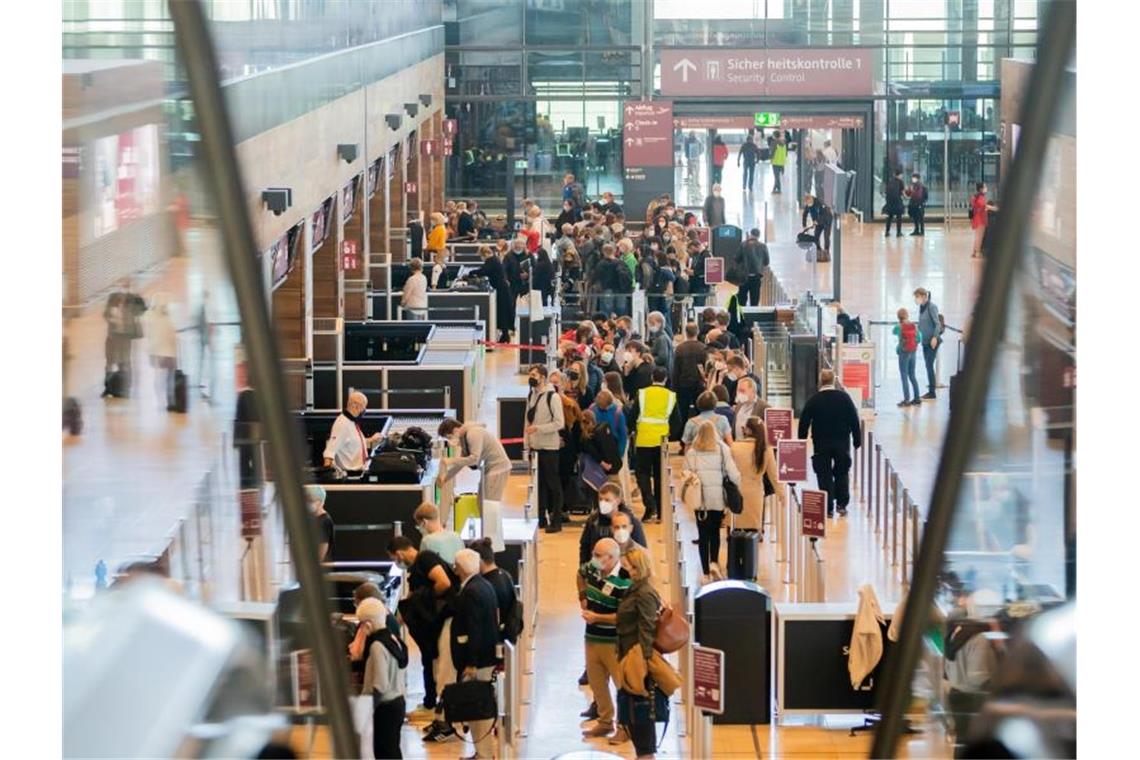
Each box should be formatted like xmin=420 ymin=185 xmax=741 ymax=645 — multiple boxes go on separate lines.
xmin=900 ymin=488 xmax=910 ymax=583
xmin=890 ymin=475 xmax=900 ymax=567
xmin=866 ymin=429 xmax=874 ymax=515
xmin=874 ymin=445 xmax=882 ymax=531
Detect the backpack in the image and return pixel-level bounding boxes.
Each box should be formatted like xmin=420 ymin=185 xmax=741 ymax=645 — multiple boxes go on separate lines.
xmin=571 ymin=182 xmax=585 ymax=208
xmin=899 ymin=321 xmax=918 ymax=353
xmin=937 ymin=313 xmax=946 ymax=336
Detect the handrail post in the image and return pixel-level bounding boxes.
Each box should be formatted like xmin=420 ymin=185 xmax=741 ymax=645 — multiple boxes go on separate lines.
xmin=891 ymin=476 xmax=900 ymax=567
xmin=874 ymin=446 xmax=882 ymax=532
xmin=900 ymin=488 xmax=909 ymax=583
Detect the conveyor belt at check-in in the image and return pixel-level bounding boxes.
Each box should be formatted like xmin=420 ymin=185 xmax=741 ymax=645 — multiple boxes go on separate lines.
xmin=419 ymin=347 xmax=475 ymax=365
xmin=386 ymin=413 xmax=455 ymax=436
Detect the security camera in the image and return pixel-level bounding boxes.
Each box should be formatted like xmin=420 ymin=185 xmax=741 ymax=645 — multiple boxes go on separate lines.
xmin=419 ymin=93 xmax=432 ymax=108
xmin=261 ymin=188 xmax=292 ymax=216
xmin=386 ymin=113 xmax=403 ymax=131
xmin=404 ymin=102 xmax=419 ymax=118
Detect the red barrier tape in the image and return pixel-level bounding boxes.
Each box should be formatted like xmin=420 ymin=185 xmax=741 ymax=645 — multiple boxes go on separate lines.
xmin=479 ymin=340 xmax=548 ymax=351
xmin=500 ymin=437 xmax=525 ymax=444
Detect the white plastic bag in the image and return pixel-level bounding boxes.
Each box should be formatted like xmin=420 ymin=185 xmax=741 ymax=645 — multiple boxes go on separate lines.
xmin=352 ymin=694 xmax=375 ymax=760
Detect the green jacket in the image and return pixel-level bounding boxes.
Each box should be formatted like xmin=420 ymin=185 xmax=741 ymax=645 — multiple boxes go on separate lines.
xmin=621 ymin=251 xmax=637 ymax=276
xmin=616 ymin=579 xmax=659 ymax=660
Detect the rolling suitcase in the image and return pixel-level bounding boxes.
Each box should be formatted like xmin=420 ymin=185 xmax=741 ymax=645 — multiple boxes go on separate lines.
xmin=63 ymin=397 xmax=83 ymax=435
xmin=726 ymin=513 xmax=759 ymax=581
xmin=108 ymin=369 xmax=131 ymax=398
xmin=171 ymin=370 xmax=188 ymax=413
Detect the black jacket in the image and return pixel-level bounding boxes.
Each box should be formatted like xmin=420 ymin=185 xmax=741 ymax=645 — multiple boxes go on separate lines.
xmin=556 ymin=208 xmax=582 ymax=233
xmin=589 ymin=257 xmax=622 ymax=292
xmin=581 ymin=422 xmax=622 ymax=472
xmin=482 ymin=567 xmax=519 ymax=644
xmin=533 ymin=257 xmax=556 ymax=303
xmin=797 ymin=388 xmax=862 ymax=453
xmin=672 ymin=339 xmax=708 ymax=391
xmin=703 ymin=195 xmax=726 ymax=228
xmin=738 ymin=141 xmax=760 ymax=166
xmin=451 ymin=574 xmax=501 ymax=671
xmin=623 ymin=361 xmax=654 ymax=399
xmin=457 ymin=212 xmax=476 ymax=237
xmin=473 ymin=255 xmax=510 ymax=295
xmin=578 ymin=503 xmax=647 ymax=564
xmin=883 ymin=177 xmax=905 ymax=214
xmin=740 ymin=238 xmax=769 ymax=276
xmin=502 ymin=252 xmax=525 ymax=298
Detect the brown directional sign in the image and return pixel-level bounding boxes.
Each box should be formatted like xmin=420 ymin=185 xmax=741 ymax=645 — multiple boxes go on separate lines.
xmin=801 ymin=489 xmax=827 ymax=538
xmin=693 ymin=645 xmax=725 ymax=715
xmin=622 ymin=100 xmax=674 ymax=168
xmin=661 ymin=48 xmax=875 ymax=97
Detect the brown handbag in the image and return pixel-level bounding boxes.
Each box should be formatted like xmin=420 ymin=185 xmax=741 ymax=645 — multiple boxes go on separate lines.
xmin=653 ymin=603 xmax=691 ymax=654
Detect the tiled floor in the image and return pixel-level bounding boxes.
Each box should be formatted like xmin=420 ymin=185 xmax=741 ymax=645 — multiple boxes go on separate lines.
xmin=65 ymin=161 xmax=979 ymax=756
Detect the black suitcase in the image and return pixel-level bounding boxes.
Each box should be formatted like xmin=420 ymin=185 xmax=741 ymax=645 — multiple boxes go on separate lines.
xmin=368 ymin=451 xmax=423 ymax=484
xmin=63 ymin=397 xmax=83 ymax=435
xmin=727 ymin=514 xmax=759 ymax=581
xmin=759 ymin=147 xmax=771 ymax=162
xmin=171 ymin=370 xmax=188 ymax=413
xmin=108 ymin=369 xmax=131 ymax=398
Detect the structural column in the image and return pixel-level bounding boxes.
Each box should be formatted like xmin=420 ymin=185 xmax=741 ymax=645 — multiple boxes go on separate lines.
xmin=388 ymin=143 xmax=406 ymax=260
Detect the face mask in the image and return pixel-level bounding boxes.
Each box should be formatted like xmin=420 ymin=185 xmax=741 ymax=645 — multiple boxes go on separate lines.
xmin=663 ymin=234 xmax=672 ymax=243
xmin=395 ymin=558 xmax=409 ymax=570
xmin=649 ymin=324 xmax=660 ymax=334
xmin=736 ymin=392 xmax=751 ymax=404
xmin=599 ymin=500 xmax=616 ymax=516
xmin=613 ymin=528 xmax=631 ymax=544
xmin=912 ymin=177 xmax=920 ymax=183
xmin=601 ymin=352 xmax=614 ymax=364
xmin=589 ymin=556 xmax=605 ymax=571
xmin=528 ymin=376 xmax=540 ymax=388
xmin=568 ymin=370 xmax=580 ymax=381
xmin=713 ymin=191 xmax=721 ymax=198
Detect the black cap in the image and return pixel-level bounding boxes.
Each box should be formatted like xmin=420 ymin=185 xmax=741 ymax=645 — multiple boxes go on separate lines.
xmin=750 ymin=228 xmax=761 ymax=238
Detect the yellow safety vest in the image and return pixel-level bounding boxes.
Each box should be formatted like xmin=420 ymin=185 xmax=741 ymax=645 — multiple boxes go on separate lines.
xmin=636 ymin=385 xmax=677 ymax=448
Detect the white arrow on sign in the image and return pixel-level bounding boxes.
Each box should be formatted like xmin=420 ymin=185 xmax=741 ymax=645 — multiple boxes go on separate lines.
xmin=625 ymin=137 xmax=634 ymax=146
xmin=780 ymin=463 xmax=789 ymax=475
xmin=673 ymin=58 xmax=697 ymax=82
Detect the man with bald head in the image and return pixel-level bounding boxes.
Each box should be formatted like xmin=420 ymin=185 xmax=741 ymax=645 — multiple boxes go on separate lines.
xmin=576 ymin=537 xmax=631 ymax=740
xmin=323 ymin=389 xmax=382 ymax=474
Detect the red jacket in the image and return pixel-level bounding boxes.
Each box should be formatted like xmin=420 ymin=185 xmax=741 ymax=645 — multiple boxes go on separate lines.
xmin=971 ymin=193 xmax=988 ymax=229
xmin=712 ymin=143 xmax=729 ymax=167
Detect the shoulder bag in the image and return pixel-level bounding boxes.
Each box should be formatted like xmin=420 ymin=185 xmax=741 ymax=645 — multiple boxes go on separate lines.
xmin=653 ymin=596 xmax=691 ymax=654
xmin=721 ymin=448 xmax=744 ymax=515
xmin=441 ymin=676 xmax=498 ymax=724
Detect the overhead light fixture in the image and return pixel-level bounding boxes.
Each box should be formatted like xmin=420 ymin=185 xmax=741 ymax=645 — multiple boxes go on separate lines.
xmin=386 ymin=113 xmax=403 ymax=131
xmin=404 ymin=102 xmax=419 ymax=118
xmin=419 ymin=93 xmax=432 ymax=108
xmin=337 ymin=143 xmax=359 ymax=163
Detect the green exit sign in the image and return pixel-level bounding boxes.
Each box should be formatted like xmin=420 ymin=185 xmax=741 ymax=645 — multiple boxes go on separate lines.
xmin=754 ymin=112 xmax=780 ymax=127
xmin=514 ymin=159 xmax=529 ymax=171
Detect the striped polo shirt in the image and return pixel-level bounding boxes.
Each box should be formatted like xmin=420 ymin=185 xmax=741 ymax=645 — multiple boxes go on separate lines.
xmin=581 ymin=563 xmax=632 ymax=644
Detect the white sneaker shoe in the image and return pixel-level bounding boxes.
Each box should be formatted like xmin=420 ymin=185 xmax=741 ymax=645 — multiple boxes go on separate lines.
xmin=709 ymin=562 xmax=723 ymax=580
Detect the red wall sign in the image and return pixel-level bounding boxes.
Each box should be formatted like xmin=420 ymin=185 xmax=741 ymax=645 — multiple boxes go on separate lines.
xmin=622 ymin=100 xmax=674 ymax=167
xmin=405 ymin=181 xmax=417 ymax=194
xmin=843 ymin=361 xmax=870 ymax=404
xmin=693 ymin=645 xmax=725 ymax=715
xmin=443 ymin=118 xmax=458 ymax=136
xmin=443 ymin=141 xmax=454 ymax=157
xmin=776 ymin=439 xmax=809 ymax=482
xmin=420 ymin=139 xmax=440 ymax=157
xmin=801 ymin=489 xmax=828 ymax=538
xmin=340 ymin=238 xmax=360 ymax=272
xmin=764 ymin=408 xmax=794 ymax=447
xmin=661 ymin=48 xmax=874 ymax=98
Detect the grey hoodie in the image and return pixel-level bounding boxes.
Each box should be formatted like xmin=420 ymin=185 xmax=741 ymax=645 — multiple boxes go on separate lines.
xmin=918 ymin=300 xmax=941 ymax=348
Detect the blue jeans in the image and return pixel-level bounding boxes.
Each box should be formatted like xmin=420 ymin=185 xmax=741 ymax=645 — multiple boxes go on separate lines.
xmin=922 ymin=342 xmax=939 ymax=393
xmin=898 ymin=351 xmax=920 ymax=402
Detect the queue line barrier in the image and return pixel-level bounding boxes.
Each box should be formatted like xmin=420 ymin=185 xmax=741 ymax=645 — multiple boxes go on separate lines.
xmin=852 ymin=423 xmax=924 ymax=589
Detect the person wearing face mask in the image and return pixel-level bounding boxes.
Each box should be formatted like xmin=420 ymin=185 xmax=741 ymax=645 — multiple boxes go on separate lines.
xmin=645 ymin=312 xmax=673 ymax=372
xmin=673 ymin=321 xmax=709 ymax=427
xmin=413 ymin=502 xmax=465 ymax=564
xmin=388 ymin=535 xmax=458 ymax=738
xmin=610 ymin=509 xmax=649 ymax=559
xmin=436 ymin=419 xmax=511 ymax=551
xmin=306 ymin=485 xmax=334 ymax=562
xmin=575 ymin=538 xmax=632 ymax=741
xmin=630 ymin=366 xmax=677 ymax=522
xmin=594 ymin=343 xmax=620 ymax=376
xmin=526 ymin=364 xmax=566 ymax=532
xmin=723 ymin=354 xmax=758 ymax=403
xmin=621 ymin=346 xmax=654 ymax=402
xmin=323 ymin=390 xmax=383 ymax=476
xmin=731 ymin=376 xmax=769 ymax=441
xmin=702 ymin=184 xmax=726 ymax=228
xmin=730 ymin=417 xmax=785 ymax=536
xmin=579 ymin=483 xmax=646 ymax=564
xmin=589 ymin=390 xmax=628 ymax=470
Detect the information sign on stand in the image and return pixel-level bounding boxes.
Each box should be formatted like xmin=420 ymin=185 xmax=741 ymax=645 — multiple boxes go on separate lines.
xmin=801 ymin=490 xmax=827 ymax=538
xmin=777 ymin=439 xmax=809 ymax=482
xmin=693 ymin=645 xmax=725 ymax=715
xmin=704 ymin=257 xmax=724 ymax=284
xmin=240 ymin=488 xmax=262 ymax=538
xmin=764 ymin=408 xmax=794 ymax=446
xmin=290 ymin=649 xmax=320 ymax=711
xmin=839 ymin=343 xmax=876 ymax=412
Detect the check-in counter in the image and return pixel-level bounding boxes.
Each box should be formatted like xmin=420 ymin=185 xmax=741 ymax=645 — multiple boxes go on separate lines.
xmin=373 ymin=288 xmax=497 ymax=345
xmin=497 ymin=384 xmax=530 ymax=465
xmin=772 ymin=600 xmax=897 ymax=721
xmin=516 ymin=303 xmax=558 ymax=373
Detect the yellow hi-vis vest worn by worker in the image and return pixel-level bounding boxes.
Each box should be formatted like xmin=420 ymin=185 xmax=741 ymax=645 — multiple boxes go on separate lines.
xmin=636 ymin=385 xmax=677 ymax=448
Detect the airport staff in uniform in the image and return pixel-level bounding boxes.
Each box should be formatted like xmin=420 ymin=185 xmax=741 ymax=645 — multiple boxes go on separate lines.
xmin=323 ymin=390 xmax=382 ymax=475
xmin=437 ymin=418 xmax=511 ymax=551
xmin=632 ymin=367 xmax=676 ymax=523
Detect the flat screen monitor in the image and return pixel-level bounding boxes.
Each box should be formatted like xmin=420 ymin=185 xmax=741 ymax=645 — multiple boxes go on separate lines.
xmin=312 ymin=197 xmax=333 ymax=252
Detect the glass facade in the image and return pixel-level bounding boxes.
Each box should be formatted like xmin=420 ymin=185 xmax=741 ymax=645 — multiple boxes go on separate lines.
xmin=445 ymin=0 xmax=1043 ymax=214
